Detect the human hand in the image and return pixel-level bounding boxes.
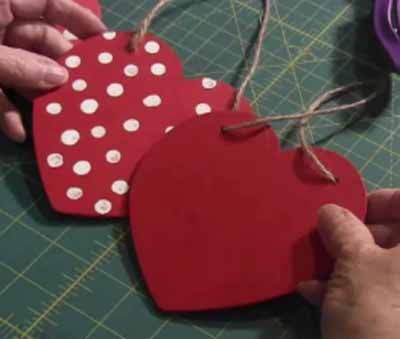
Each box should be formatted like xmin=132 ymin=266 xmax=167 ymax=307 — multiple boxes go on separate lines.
xmin=0 ymin=0 xmax=106 ymax=142
xmin=298 ymin=189 xmax=400 ymax=339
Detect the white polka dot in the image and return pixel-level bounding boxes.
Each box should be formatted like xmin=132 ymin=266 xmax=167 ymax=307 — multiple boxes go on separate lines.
xmin=111 ymin=180 xmax=129 ymax=195
xmin=81 ymin=99 xmax=99 ymax=114
xmin=151 ymin=63 xmax=166 ymax=76
xmin=63 ymin=30 xmax=78 ymax=41
xmin=143 ymin=95 xmax=162 ymax=108
xmin=61 ymin=129 xmax=80 ymax=146
xmin=98 ymin=52 xmax=113 ymax=64
xmin=73 ymin=161 xmax=91 ymax=176
xmin=91 ymin=126 xmax=106 ymax=138
xmin=124 ymin=64 xmax=139 ymax=77
xmin=72 ymin=79 xmax=87 ymax=92
xmin=144 ymin=41 xmax=160 ymax=54
xmin=165 ymin=126 xmax=174 ymax=133
xmin=106 ymin=150 xmax=121 ymax=164
xmin=196 ymin=103 xmax=212 ymax=115
xmin=66 ymin=187 xmax=83 ymax=200
xmin=46 ymin=103 xmax=62 ymax=115
xmin=123 ymin=119 xmax=140 ymax=132
xmin=47 ymin=153 xmax=63 ymax=168
xmin=94 ymin=199 xmax=112 ymax=215
xmin=65 ymin=55 xmax=81 ymax=68
xmin=103 ymin=31 xmax=117 ymax=40
xmin=202 ymin=77 xmax=217 ymax=89
xmin=107 ymin=83 xmax=124 ymax=97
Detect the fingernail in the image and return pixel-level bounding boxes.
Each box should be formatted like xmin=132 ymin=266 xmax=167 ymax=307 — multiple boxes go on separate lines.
xmin=44 ymin=66 xmax=68 ymax=86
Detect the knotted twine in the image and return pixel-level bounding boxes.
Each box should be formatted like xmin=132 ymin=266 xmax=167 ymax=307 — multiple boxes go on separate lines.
xmin=224 ymin=82 xmax=380 ymax=183
xmin=128 ymin=0 xmax=381 ymax=183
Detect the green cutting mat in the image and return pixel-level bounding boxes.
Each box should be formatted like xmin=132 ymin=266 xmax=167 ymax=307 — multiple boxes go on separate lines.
xmin=1 ymin=0 xmax=399 ymax=338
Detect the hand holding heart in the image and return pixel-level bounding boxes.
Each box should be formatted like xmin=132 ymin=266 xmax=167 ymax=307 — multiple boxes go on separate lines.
xmin=0 ymin=0 xmax=105 ymax=143
xmin=298 ymin=189 xmax=400 ymax=339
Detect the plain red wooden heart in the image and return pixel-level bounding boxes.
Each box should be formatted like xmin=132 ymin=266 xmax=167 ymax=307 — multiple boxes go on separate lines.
xmin=130 ymin=112 xmax=367 ymax=312
xmin=33 ymin=32 xmax=254 ymax=217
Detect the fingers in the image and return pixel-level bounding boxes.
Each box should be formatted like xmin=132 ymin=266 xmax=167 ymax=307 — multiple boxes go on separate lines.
xmin=10 ymin=0 xmax=106 ymax=38
xmin=0 ymin=90 xmax=25 ymax=142
xmin=368 ymin=223 xmax=400 ymax=248
xmin=5 ymin=20 xmax=73 ymax=59
xmin=0 ymin=45 xmax=68 ymax=89
xmin=318 ymin=204 xmax=375 ymax=258
xmin=367 ymin=189 xmax=400 ymax=224
xmin=297 ymin=280 xmax=326 ymax=306
xmin=0 ymin=0 xmax=13 ymax=42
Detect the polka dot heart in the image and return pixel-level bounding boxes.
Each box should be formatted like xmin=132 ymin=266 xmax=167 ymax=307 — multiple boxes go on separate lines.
xmin=33 ymin=32 xmax=255 ymax=217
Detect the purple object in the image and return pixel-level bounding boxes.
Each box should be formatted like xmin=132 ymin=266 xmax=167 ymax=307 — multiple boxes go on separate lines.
xmin=374 ymin=0 xmax=400 ymax=71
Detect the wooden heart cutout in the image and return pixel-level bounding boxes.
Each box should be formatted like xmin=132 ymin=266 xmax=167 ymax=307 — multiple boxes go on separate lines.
xmin=130 ymin=112 xmax=367 ymax=312
xmin=33 ymin=32 xmax=254 ymax=217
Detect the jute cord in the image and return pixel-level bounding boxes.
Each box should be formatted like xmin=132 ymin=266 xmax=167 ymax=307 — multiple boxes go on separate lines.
xmin=128 ymin=0 xmax=270 ymax=106
xmin=232 ymin=0 xmax=270 ymax=110
xmin=128 ymin=0 xmax=271 ymax=109
xmin=223 ymin=81 xmax=382 ymax=183
xmin=128 ymin=0 xmax=173 ymax=51
xmin=130 ymin=0 xmax=383 ymax=184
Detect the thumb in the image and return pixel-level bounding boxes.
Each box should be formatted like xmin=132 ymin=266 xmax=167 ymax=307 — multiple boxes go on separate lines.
xmin=0 ymin=46 xmax=68 ymax=90
xmin=297 ymin=280 xmax=326 ymax=306
xmin=318 ymin=204 xmax=375 ymax=258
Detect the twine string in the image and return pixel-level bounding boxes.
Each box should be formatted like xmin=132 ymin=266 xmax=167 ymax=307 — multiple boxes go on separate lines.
xmin=233 ymin=0 xmax=271 ymax=110
xmin=129 ymin=0 xmax=271 ymax=110
xmin=223 ymin=81 xmax=381 ymax=183
xmin=128 ymin=0 xmax=173 ymax=52
xmin=129 ymin=1 xmax=382 ymax=184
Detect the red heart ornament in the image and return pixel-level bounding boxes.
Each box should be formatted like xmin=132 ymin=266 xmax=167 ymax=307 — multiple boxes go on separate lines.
xmin=33 ymin=32 xmax=254 ymax=217
xmin=130 ymin=112 xmax=367 ymax=312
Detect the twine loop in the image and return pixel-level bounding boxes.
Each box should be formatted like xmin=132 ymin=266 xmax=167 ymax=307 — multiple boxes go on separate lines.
xmin=128 ymin=0 xmax=271 ymax=110
xmin=223 ymin=81 xmax=382 ymax=183
xmin=130 ymin=0 xmax=384 ymax=184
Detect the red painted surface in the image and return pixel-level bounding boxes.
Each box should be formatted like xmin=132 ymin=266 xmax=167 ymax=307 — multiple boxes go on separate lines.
xmin=130 ymin=112 xmax=367 ymax=311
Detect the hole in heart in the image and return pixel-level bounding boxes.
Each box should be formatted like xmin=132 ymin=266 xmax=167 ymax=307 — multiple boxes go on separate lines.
xmin=220 ymin=123 xmax=270 ymax=141
xmin=293 ymin=150 xmax=339 ymax=185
